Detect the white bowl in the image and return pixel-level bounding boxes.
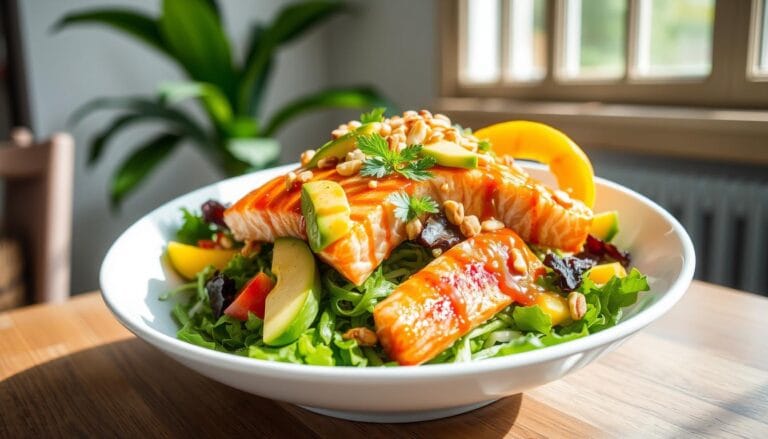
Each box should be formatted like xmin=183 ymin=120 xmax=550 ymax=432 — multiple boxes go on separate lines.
xmin=100 ymin=163 xmax=695 ymax=423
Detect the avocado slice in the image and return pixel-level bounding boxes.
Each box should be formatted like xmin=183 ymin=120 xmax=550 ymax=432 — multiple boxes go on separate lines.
xmin=306 ymin=123 xmax=377 ymax=168
xmin=263 ymin=238 xmax=322 ymax=346
xmin=422 ymin=140 xmax=478 ymax=169
xmin=589 ymin=211 xmax=619 ymax=242
xmin=301 ymin=180 xmax=352 ymax=252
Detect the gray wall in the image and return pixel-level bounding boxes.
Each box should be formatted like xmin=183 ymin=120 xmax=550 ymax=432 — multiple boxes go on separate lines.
xmin=19 ymin=0 xmax=335 ymax=293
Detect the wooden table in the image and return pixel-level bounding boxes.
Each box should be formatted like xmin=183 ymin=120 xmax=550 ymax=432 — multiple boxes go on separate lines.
xmin=1 ymin=281 xmax=766 ymax=437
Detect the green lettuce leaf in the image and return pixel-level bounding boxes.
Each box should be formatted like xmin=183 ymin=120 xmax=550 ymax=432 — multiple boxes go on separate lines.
xmin=512 ymin=305 xmax=553 ymax=334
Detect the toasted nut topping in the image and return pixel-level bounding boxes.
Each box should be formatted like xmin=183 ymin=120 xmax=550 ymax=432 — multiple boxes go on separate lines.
xmin=406 ymin=119 xmax=429 ymax=145
xmin=406 ymin=218 xmax=423 ymax=240
xmin=331 ymin=128 xmax=348 ymax=139
xmin=428 ymin=118 xmax=451 ymax=129
xmin=336 ymin=159 xmax=362 ymax=177
xmin=240 ymin=241 xmax=261 ymax=257
xmin=511 ymin=248 xmax=527 ymax=274
xmin=285 ymin=171 xmax=297 ymax=191
xmin=389 ymin=116 xmax=404 ymax=128
xmin=300 ymin=149 xmax=316 ymax=166
xmin=443 ymin=200 xmax=464 ymax=226
xmin=387 ymin=136 xmax=400 ymax=151
xmin=553 ymin=190 xmax=573 ymax=208
xmin=431 ymin=248 xmax=443 ymax=258
xmin=425 ymin=131 xmax=445 ymax=144
xmin=368 ymin=180 xmax=379 ymax=189
xmin=317 ymin=156 xmax=339 ymax=169
xmin=403 ymin=110 xmax=418 ymax=118
xmin=297 ymin=170 xmax=314 ymax=183
xmin=460 ymin=215 xmax=481 ymax=238
xmin=460 ymin=138 xmax=478 ymax=152
xmin=342 ymin=327 xmax=378 ymax=346
xmin=440 ymin=182 xmax=450 ymax=194
xmin=217 ymin=234 xmax=233 ymax=249
xmin=347 ymin=120 xmax=362 ymax=129
xmin=477 ymin=154 xmax=494 ymax=166
xmin=481 ymin=218 xmax=505 ymax=232
xmin=568 ymin=292 xmax=587 ymax=321
xmin=434 ymin=113 xmax=451 ymax=122
xmin=444 ymin=128 xmax=457 ymax=142
xmin=346 ymin=148 xmax=366 ymax=162
xmin=419 ymin=109 xmax=433 ymax=119
xmin=379 ymin=123 xmax=392 ymax=137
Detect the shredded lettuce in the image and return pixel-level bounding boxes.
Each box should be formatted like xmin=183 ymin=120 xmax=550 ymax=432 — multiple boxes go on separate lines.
xmin=166 ymin=236 xmax=650 ymax=367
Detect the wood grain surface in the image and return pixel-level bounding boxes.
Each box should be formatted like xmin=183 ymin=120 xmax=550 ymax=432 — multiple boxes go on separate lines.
xmin=1 ymin=281 xmax=766 ymax=438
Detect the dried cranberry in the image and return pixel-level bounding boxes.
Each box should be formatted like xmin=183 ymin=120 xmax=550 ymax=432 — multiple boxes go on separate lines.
xmin=415 ymin=215 xmax=462 ymax=252
xmin=577 ymin=235 xmax=631 ymax=268
xmin=543 ymin=253 xmax=596 ymax=292
xmin=201 ymin=200 xmax=227 ymax=228
xmin=205 ymin=272 xmax=237 ymax=318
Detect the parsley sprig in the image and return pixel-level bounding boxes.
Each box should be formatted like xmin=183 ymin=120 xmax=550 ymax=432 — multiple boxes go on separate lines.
xmin=387 ymin=192 xmax=439 ymax=222
xmin=358 ymin=133 xmax=436 ymax=181
xmin=360 ymin=107 xmax=386 ymax=124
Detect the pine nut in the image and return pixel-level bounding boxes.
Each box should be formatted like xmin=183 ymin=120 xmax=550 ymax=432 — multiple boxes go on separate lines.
xmin=347 ymin=120 xmax=362 ymax=129
xmin=317 ymin=156 xmax=339 ymax=169
xmin=368 ymin=180 xmax=378 ymax=189
xmin=440 ymin=182 xmax=450 ymax=194
xmin=331 ymin=128 xmax=348 ymax=139
xmin=568 ymin=292 xmax=587 ymax=321
xmin=407 ymin=119 xmax=429 ymax=145
xmin=443 ymin=200 xmax=464 ymax=226
xmin=285 ymin=171 xmax=297 ymax=191
xmin=342 ymin=327 xmax=378 ymax=346
xmin=403 ymin=110 xmax=418 ymax=118
xmin=346 ymin=148 xmax=366 ymax=162
xmin=297 ymin=170 xmax=313 ymax=183
xmin=425 ymin=131 xmax=445 ymax=144
xmin=406 ymin=218 xmax=423 ymax=240
xmin=481 ymin=218 xmax=505 ymax=232
xmin=434 ymin=113 xmax=451 ymax=123
xmin=419 ymin=109 xmax=433 ymax=119
xmin=336 ymin=159 xmax=362 ymax=176
xmin=460 ymin=215 xmax=481 ymax=238
xmin=511 ymin=248 xmax=527 ymax=273
xmin=431 ymin=248 xmax=443 ymax=258
xmin=379 ymin=123 xmax=392 ymax=137
xmin=300 ymin=149 xmax=316 ymax=166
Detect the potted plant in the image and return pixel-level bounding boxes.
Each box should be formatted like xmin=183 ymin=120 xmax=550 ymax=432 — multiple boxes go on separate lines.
xmin=55 ymin=0 xmax=390 ymax=207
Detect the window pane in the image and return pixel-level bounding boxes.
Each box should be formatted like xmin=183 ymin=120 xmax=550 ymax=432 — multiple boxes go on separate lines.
xmin=758 ymin=0 xmax=768 ymax=74
xmin=506 ymin=0 xmax=547 ymax=82
xmin=634 ymin=0 xmax=714 ymax=78
xmin=464 ymin=0 xmax=502 ymax=83
xmin=561 ymin=0 xmax=627 ymax=79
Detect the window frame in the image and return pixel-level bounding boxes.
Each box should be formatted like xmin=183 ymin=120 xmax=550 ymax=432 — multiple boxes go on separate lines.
xmin=438 ymin=0 xmax=768 ymax=165
xmin=441 ymin=0 xmax=768 ymax=108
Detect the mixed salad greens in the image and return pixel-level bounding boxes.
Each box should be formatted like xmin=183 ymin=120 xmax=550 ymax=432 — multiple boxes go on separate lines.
xmin=163 ymin=203 xmax=649 ymax=367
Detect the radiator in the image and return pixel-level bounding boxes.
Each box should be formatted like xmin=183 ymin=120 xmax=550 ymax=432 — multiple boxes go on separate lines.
xmin=598 ymin=166 xmax=768 ymax=296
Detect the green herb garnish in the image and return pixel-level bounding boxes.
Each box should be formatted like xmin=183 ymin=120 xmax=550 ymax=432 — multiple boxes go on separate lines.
xmin=478 ymin=139 xmax=492 ymax=153
xmin=358 ymin=133 xmax=436 ymax=181
xmin=387 ymin=191 xmax=439 ymax=222
xmin=360 ymin=107 xmax=386 ymax=124
xmin=175 ymin=208 xmax=213 ymax=244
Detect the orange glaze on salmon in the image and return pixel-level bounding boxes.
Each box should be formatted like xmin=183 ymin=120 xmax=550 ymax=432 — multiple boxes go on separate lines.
xmin=373 ymin=229 xmax=546 ymax=365
xmin=224 ymin=161 xmax=592 ymax=285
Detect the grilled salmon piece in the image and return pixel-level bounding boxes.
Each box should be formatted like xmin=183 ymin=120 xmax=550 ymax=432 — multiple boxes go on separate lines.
xmin=373 ymin=229 xmax=546 ymax=365
xmin=224 ymin=162 xmax=591 ymax=285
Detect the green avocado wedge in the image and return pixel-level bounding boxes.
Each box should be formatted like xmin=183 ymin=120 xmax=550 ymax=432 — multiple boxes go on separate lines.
xmin=589 ymin=211 xmax=619 ymax=242
xmin=301 ymin=180 xmax=352 ymax=252
xmin=263 ymin=238 xmax=322 ymax=346
xmin=422 ymin=140 xmax=478 ymax=169
xmin=306 ymin=123 xmax=377 ymax=168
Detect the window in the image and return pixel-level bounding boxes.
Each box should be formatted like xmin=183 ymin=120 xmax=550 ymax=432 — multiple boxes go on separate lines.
xmin=444 ymin=0 xmax=768 ymax=107
xmin=439 ymin=0 xmax=768 ymax=163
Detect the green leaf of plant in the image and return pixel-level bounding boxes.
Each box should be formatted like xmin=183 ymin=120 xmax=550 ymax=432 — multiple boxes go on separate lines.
xmin=70 ymin=96 xmax=210 ymax=147
xmin=160 ymin=0 xmax=235 ymax=100
xmin=263 ymin=86 xmax=390 ymax=136
xmin=53 ymin=9 xmax=170 ymax=57
xmin=158 ymin=81 xmax=233 ymax=128
xmin=110 ymin=133 xmax=183 ymax=207
xmin=225 ymin=137 xmax=280 ymax=170
xmin=241 ymin=23 xmax=273 ymax=117
xmin=237 ymin=1 xmax=346 ymax=115
xmin=512 ymin=305 xmax=553 ymax=334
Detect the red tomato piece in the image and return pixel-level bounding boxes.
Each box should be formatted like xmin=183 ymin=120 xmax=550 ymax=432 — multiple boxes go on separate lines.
xmin=197 ymin=239 xmax=217 ymax=249
xmin=224 ymin=272 xmax=275 ymax=320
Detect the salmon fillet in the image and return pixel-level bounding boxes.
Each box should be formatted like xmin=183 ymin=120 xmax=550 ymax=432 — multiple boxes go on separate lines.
xmin=224 ymin=162 xmax=592 ymax=285
xmin=373 ymin=229 xmax=546 ymax=365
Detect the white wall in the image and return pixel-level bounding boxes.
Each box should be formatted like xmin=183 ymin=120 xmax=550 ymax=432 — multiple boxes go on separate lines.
xmin=19 ymin=0 xmax=335 ymax=293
